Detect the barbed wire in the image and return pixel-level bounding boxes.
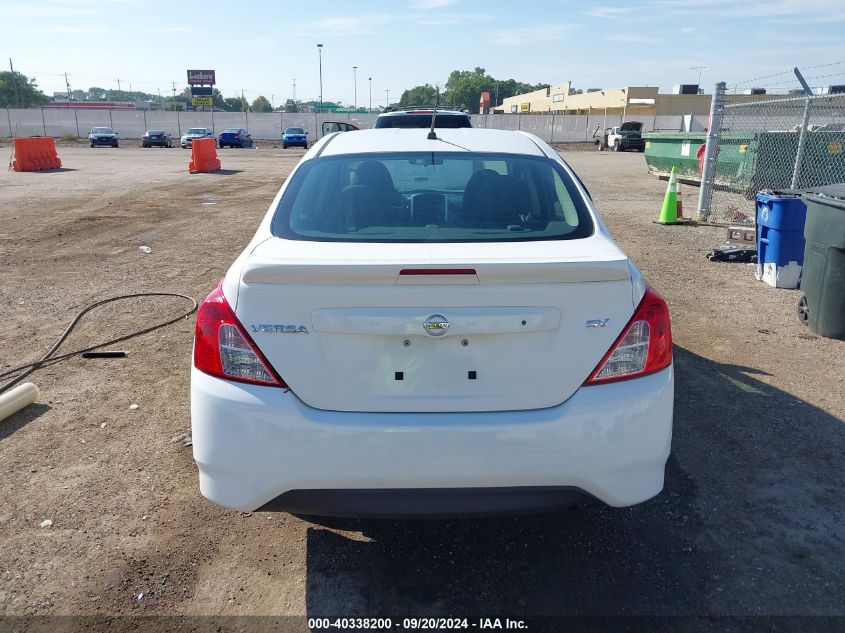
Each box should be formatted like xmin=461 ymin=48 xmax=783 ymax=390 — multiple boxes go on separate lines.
xmin=731 ymin=61 xmax=845 ymax=89
xmin=763 ymin=71 xmax=845 ymax=88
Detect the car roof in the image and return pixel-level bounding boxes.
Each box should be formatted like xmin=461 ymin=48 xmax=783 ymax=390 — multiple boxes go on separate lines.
xmin=318 ymin=128 xmax=546 ymax=157
xmin=378 ymin=109 xmax=467 ymax=117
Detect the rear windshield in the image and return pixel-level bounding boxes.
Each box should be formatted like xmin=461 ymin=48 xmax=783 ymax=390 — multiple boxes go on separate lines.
xmin=375 ymin=114 xmax=471 ymax=129
xmin=222 ymin=128 xmax=240 ymax=133
xmin=271 ymin=152 xmax=593 ymax=243
xmin=92 ymin=128 xmax=113 ymax=134
xmin=285 ymin=128 xmax=305 ymax=134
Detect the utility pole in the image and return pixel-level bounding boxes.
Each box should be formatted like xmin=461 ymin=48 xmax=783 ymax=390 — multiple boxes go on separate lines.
xmin=171 ymin=82 xmax=176 ymax=111
xmin=158 ymin=88 xmax=162 ymax=110
xmin=292 ymin=78 xmax=296 ymax=101
xmin=9 ymin=58 xmax=21 ymax=107
xmin=368 ymin=77 xmax=372 ymax=112
xmin=353 ymin=66 xmax=357 ymax=112
xmin=317 ymin=43 xmax=324 ymax=113
xmin=271 ymin=93 xmax=275 ymax=109
xmin=64 ymin=72 xmax=72 ymax=101
xmin=241 ymin=89 xmax=246 ymax=111
xmin=116 ymin=78 xmax=121 ymax=92
xmin=385 ymin=89 xmax=390 ymax=108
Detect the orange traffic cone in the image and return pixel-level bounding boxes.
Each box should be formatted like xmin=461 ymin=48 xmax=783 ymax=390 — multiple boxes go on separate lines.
xmin=676 ymin=178 xmax=684 ymax=219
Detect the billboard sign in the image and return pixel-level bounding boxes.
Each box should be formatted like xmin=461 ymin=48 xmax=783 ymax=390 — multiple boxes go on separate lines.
xmin=191 ymin=86 xmax=213 ymax=97
xmin=192 ymin=96 xmax=213 ymax=106
xmin=187 ymin=69 xmax=216 ymax=85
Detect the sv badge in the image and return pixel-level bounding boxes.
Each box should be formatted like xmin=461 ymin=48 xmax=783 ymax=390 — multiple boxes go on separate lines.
xmin=585 ymin=319 xmax=609 ymax=328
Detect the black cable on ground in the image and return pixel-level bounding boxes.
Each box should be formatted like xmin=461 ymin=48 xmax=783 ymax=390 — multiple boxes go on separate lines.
xmin=0 ymin=292 xmax=198 ymax=394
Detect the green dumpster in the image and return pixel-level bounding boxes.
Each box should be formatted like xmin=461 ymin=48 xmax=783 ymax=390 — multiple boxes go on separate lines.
xmin=643 ymin=133 xmax=707 ymax=181
xmin=645 ymin=130 xmax=845 ymax=195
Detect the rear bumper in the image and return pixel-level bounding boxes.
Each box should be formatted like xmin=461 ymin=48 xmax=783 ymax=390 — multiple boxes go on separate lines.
xmin=259 ymin=487 xmax=589 ymax=518
xmin=191 ymin=365 xmax=674 ymax=514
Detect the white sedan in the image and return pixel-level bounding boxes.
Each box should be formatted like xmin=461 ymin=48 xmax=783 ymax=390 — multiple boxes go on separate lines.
xmin=191 ymin=128 xmax=674 ymax=517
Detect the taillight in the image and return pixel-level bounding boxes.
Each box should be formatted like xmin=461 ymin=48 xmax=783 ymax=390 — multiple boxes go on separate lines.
xmin=193 ymin=283 xmax=286 ymax=388
xmin=585 ymin=287 xmax=672 ymax=385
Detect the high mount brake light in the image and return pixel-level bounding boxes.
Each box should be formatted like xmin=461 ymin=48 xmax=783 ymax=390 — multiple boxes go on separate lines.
xmin=585 ymin=287 xmax=672 ymax=385
xmin=194 ymin=283 xmax=286 ymax=388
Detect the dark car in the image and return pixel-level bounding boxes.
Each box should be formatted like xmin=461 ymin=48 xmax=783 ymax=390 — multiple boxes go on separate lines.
xmin=282 ymin=127 xmax=308 ymax=149
xmin=88 ymin=127 xmax=119 ymax=148
xmin=142 ymin=129 xmax=172 ymax=148
xmin=374 ymin=107 xmax=472 ymax=129
xmin=218 ymin=128 xmax=253 ymax=149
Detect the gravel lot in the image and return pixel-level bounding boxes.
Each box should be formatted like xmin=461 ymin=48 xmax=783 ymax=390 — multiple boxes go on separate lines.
xmin=0 ymin=142 xmax=843 ymax=627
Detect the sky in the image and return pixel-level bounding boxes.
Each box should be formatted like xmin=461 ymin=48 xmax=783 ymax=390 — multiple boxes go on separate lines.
xmin=3 ymin=0 xmax=844 ymax=106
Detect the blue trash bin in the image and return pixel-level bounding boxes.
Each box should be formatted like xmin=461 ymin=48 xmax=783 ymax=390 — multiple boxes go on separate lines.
xmin=755 ymin=191 xmax=808 ymax=288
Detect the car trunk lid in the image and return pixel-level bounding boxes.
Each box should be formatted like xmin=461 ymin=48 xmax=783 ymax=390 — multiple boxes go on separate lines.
xmin=233 ymin=237 xmax=635 ymax=412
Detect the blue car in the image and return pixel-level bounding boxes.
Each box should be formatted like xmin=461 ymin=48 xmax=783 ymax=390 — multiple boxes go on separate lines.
xmin=282 ymin=127 xmax=307 ymax=149
xmin=218 ymin=128 xmax=253 ymax=149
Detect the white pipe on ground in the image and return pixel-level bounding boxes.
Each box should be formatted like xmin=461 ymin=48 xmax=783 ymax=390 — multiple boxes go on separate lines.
xmin=0 ymin=382 xmax=40 ymax=423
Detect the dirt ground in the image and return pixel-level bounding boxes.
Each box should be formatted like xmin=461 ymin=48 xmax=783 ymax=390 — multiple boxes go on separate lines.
xmin=0 ymin=142 xmax=843 ymax=629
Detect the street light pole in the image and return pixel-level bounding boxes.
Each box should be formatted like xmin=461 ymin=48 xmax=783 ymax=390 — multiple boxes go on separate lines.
xmin=317 ymin=43 xmax=323 ymax=113
xmin=385 ymin=89 xmax=390 ymax=108
xmin=368 ymin=77 xmax=372 ymax=112
xmin=353 ymin=66 xmax=357 ymax=112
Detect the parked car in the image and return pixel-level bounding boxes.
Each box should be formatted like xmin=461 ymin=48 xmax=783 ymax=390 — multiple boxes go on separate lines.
xmin=604 ymin=121 xmax=645 ymax=152
xmin=218 ymin=128 xmax=253 ymax=149
xmin=88 ymin=127 xmax=118 ymax=148
xmin=181 ymin=128 xmax=214 ymax=149
xmin=321 ymin=120 xmax=361 ymax=136
xmin=374 ymin=107 xmax=472 ymax=129
xmin=282 ymin=127 xmax=308 ymax=149
xmin=141 ymin=129 xmax=172 ymax=148
xmin=191 ymin=128 xmax=674 ymax=517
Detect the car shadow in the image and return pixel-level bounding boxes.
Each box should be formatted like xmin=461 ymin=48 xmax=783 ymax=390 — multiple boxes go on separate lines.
xmin=303 ymin=346 xmax=845 ymax=618
xmin=0 ymin=403 xmax=52 ymax=441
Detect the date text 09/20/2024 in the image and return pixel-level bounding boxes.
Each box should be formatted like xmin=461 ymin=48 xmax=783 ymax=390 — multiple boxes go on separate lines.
xmin=308 ymin=617 xmax=528 ymax=630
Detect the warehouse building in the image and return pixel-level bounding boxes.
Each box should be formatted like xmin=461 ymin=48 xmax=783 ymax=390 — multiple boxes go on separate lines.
xmin=497 ymin=82 xmax=771 ymax=117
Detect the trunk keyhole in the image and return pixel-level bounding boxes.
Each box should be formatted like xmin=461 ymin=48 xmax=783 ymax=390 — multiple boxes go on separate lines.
xmin=468 ymin=371 xmax=477 ymax=380
xmin=395 ymin=372 xmax=404 ymax=381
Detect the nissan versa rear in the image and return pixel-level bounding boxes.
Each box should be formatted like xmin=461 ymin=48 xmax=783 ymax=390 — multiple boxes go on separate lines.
xmin=191 ymin=128 xmax=674 ymax=517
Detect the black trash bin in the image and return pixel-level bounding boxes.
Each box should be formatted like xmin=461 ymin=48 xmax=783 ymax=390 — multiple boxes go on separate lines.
xmin=798 ymin=185 xmax=845 ymax=339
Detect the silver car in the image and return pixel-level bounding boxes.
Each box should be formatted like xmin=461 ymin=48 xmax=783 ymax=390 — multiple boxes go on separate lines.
xmin=180 ymin=128 xmax=214 ymax=149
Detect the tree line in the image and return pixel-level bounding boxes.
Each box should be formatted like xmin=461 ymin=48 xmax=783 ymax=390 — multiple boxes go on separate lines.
xmin=2 ymin=66 xmax=546 ymax=112
xmin=397 ymin=67 xmax=547 ymax=111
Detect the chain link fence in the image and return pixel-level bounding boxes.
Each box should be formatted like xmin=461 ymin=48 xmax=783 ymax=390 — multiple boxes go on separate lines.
xmin=705 ymin=93 xmax=845 ymax=225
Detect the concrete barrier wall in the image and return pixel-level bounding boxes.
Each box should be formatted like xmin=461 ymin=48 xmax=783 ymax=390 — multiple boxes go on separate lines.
xmin=2 ymin=108 xmax=699 ymax=143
